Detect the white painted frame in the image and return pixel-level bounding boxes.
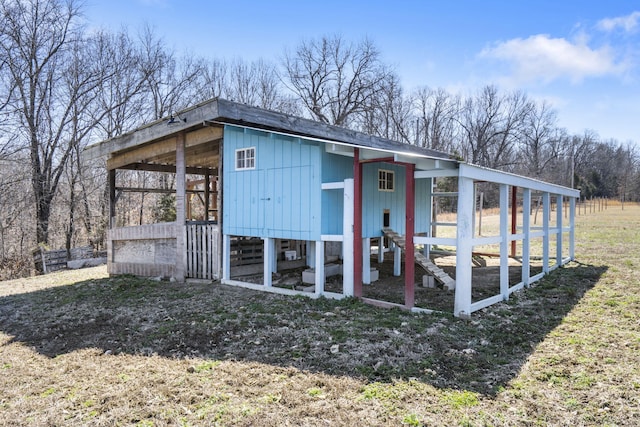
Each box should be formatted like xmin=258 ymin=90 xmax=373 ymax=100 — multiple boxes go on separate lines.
xmin=448 ymin=163 xmax=580 ymax=318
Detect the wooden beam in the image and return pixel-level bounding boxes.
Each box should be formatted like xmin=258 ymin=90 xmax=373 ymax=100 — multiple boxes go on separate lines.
xmin=109 ymin=169 xmax=116 ymax=228
xmin=359 ymin=156 xmax=395 ymax=165
xmin=459 ymin=163 xmax=579 ymax=198
xmin=204 ymin=174 xmax=210 ymax=221
xmin=175 ymin=132 xmax=186 ymax=282
xmin=107 ymin=127 xmax=222 ymax=170
xmin=107 ymin=138 xmax=175 ymax=170
xmin=116 ymin=162 xmax=217 ymax=176
xmin=115 ymin=187 xmax=207 ymax=194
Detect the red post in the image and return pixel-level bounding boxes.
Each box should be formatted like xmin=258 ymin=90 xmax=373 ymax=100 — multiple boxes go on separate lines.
xmin=353 ymin=148 xmax=363 ymax=297
xmin=511 ymin=186 xmax=517 ymax=257
xmin=405 ymin=163 xmax=415 ymax=308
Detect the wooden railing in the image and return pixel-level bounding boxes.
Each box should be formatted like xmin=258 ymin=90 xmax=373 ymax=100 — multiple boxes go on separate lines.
xmin=186 ymin=222 xmax=220 ymax=280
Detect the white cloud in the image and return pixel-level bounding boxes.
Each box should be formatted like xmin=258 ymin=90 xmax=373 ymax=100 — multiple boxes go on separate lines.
xmin=597 ymin=11 xmax=640 ymax=33
xmin=479 ymin=34 xmax=624 ymax=85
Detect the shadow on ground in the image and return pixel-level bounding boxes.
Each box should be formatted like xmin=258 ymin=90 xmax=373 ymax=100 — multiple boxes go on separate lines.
xmin=0 ymin=262 xmax=606 ymax=396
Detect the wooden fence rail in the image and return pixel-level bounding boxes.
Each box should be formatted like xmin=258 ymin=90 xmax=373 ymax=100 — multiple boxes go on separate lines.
xmin=32 ymin=245 xmax=94 ymax=274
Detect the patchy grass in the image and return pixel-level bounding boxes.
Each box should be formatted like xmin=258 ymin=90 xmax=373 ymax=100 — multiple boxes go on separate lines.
xmin=0 ymin=204 xmax=639 ymax=425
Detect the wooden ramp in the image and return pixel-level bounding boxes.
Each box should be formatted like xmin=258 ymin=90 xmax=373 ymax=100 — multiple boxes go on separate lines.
xmin=382 ymin=228 xmax=456 ymax=290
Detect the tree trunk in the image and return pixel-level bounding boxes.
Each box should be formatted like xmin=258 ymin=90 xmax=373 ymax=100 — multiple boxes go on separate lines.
xmin=35 ymin=187 xmax=53 ymax=246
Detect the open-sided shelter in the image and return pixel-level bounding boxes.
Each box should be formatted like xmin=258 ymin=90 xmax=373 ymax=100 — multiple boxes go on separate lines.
xmin=84 ymin=98 xmax=580 ymax=318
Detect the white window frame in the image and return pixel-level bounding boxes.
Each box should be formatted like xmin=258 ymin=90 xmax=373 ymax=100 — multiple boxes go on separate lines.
xmin=378 ymin=169 xmax=395 ymax=192
xmin=235 ymin=147 xmax=256 ymax=170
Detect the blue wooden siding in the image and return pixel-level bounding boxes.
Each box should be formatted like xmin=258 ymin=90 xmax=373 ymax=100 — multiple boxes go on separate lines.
xmin=222 ymin=125 xmax=322 ymax=240
xmin=362 ymin=163 xmax=404 ymax=237
xmin=321 ymin=150 xmax=353 ymax=182
xmin=360 ymin=163 xmax=431 ymax=237
xmin=223 ymin=124 xmax=432 ymax=240
xmin=321 ymin=151 xmax=353 ymax=235
xmin=415 ymin=177 xmax=432 ymax=234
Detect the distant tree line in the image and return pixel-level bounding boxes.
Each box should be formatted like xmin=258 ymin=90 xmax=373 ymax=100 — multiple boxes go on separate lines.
xmin=0 ymin=0 xmax=638 ymax=278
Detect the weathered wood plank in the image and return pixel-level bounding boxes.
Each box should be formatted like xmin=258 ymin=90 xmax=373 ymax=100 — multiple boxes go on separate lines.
xmin=106 ymin=127 xmax=222 ymax=170
xmin=117 ymin=163 xmax=217 ymax=175
xmin=184 ymin=223 xmax=220 ymax=280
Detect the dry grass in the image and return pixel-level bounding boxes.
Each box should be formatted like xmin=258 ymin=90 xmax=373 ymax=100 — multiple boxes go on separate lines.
xmin=1 ymin=204 xmax=639 ymax=426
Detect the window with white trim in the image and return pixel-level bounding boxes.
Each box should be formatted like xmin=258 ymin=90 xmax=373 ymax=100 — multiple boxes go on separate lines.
xmin=378 ymin=169 xmax=394 ymax=191
xmin=235 ymin=147 xmax=255 ymax=170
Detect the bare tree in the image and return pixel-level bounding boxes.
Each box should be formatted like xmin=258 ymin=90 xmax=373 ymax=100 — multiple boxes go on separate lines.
xmin=92 ymin=29 xmax=149 ymax=139
xmin=226 ymin=58 xmax=299 ymax=113
xmin=137 ymin=26 xmax=205 ymax=120
xmin=282 ymin=35 xmax=393 ymax=127
xmin=358 ymin=73 xmax=412 ymax=142
xmin=456 ymin=85 xmax=530 ymax=169
xmin=0 ymin=0 xmax=88 ymax=245
xmin=518 ymin=100 xmax=564 ymax=179
xmin=413 ymin=86 xmax=459 ymax=152
xmin=0 ymin=156 xmax=30 ymax=261
xmin=616 ymin=144 xmax=637 ymax=205
xmin=0 ymin=53 xmax=13 ymax=158
xmin=198 ymin=58 xmax=228 ymax=101
xmin=79 ymin=29 xmax=154 ymax=250
xmin=572 ymin=130 xmax=598 ymax=178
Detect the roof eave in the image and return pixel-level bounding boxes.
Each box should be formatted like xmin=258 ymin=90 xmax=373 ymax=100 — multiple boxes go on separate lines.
xmin=84 ymin=98 xmax=455 ymax=162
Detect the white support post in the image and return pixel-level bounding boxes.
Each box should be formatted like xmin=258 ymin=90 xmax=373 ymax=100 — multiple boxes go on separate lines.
xmin=263 ymin=237 xmax=273 ymax=287
xmin=363 ymin=238 xmax=371 ymax=284
xmin=472 ymin=182 xmax=477 ymax=237
xmin=569 ymin=197 xmax=576 ymax=260
xmin=542 ymin=192 xmax=550 ymax=273
xmin=556 ymin=195 xmax=563 ymax=266
xmin=393 ymin=243 xmax=401 ymax=277
xmin=306 ymin=241 xmax=315 ymax=268
xmin=522 ymin=188 xmax=531 ymax=287
xmin=343 ymin=178 xmax=355 ymax=297
xmin=424 ymin=177 xmax=433 ymax=259
xmin=454 ymin=176 xmax=474 ymax=318
xmin=315 ymin=240 xmax=325 ymax=296
xmin=378 ymin=237 xmax=385 ymax=263
xmin=499 ymin=184 xmax=509 ymax=300
xmin=222 ymin=234 xmax=231 ymax=281
xmin=271 ymin=238 xmax=277 ymax=273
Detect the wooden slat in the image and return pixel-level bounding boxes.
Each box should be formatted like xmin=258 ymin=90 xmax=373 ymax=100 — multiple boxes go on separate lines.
xmin=185 ymin=223 xmax=220 ymax=279
xmin=382 ymin=228 xmax=456 ymax=289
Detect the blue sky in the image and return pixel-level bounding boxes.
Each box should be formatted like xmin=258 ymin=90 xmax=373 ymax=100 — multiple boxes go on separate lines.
xmin=84 ymin=0 xmax=640 ymax=145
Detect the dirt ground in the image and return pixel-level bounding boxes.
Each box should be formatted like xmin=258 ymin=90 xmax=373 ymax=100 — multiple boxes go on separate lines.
xmin=242 ymin=251 xmax=542 ymax=313
xmin=0 ymin=205 xmax=638 ymax=426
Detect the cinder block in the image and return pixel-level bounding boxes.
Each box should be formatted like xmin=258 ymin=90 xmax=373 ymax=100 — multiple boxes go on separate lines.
xmin=301 ymin=263 xmax=342 ymax=284
xmin=302 ymin=269 xmax=315 ymax=284
xmin=325 ymin=263 xmax=342 ymax=277
xmin=422 ymin=275 xmax=435 ymax=288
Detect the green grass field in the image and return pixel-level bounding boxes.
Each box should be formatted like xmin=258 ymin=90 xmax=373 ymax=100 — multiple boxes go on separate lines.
xmin=0 ymin=203 xmax=638 ymax=426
